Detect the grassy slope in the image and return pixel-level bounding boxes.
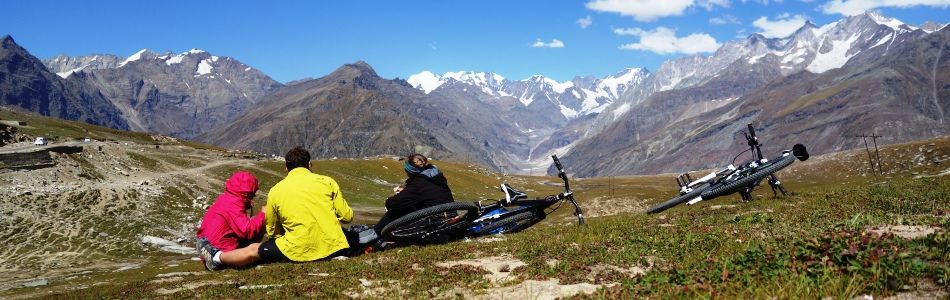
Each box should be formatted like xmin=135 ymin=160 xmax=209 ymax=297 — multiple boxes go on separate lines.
xmin=19 ymin=137 xmax=946 ymax=299
xmin=1 ymin=107 xmax=946 ymax=298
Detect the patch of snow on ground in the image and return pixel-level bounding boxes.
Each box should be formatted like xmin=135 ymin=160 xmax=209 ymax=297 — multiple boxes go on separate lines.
xmin=559 ymin=105 xmax=579 ymax=119
xmin=118 ymin=49 xmax=148 ymax=67
xmin=166 ymin=55 xmax=185 ymax=65
xmin=407 ymin=71 xmax=442 ymax=93
xmin=56 ymin=67 xmax=85 ymax=78
xmin=806 ymin=34 xmax=860 ymax=73
xmin=196 ymin=59 xmax=213 ymax=76
xmin=612 ymin=102 xmax=631 ymax=121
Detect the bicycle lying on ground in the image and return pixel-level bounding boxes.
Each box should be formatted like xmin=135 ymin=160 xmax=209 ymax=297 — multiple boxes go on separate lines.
xmin=646 ymin=123 xmax=810 ymax=214
xmin=377 ymin=154 xmax=584 ymax=245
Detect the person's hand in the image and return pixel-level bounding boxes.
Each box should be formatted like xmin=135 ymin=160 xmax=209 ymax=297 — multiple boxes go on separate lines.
xmin=393 ymin=186 xmax=404 ymax=193
xmin=261 ymin=205 xmax=267 ymax=214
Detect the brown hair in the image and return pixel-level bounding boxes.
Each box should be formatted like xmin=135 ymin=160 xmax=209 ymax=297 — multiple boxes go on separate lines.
xmin=285 ymin=147 xmax=311 ymax=170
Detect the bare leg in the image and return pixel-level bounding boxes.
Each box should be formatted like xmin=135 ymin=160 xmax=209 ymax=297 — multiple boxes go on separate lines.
xmin=219 ymin=243 xmax=261 ymax=267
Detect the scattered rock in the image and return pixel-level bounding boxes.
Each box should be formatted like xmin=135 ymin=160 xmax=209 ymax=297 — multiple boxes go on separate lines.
xmin=154 ymin=281 xmax=224 ymax=295
xmin=239 ymin=284 xmax=283 ymax=290
xmin=22 ymin=279 xmax=48 ymax=287
xmin=141 ymin=236 xmax=194 ymax=254
xmin=435 ymin=255 xmax=527 ymax=284
xmin=359 ymin=278 xmax=372 ymax=287
xmin=155 ymin=271 xmax=201 ymax=278
xmin=586 ymin=264 xmax=648 ymax=283
xmin=471 ymin=279 xmax=606 ymax=300
xmin=868 ymin=225 xmax=938 ymax=240
xmin=346 ymin=279 xmax=403 ymax=298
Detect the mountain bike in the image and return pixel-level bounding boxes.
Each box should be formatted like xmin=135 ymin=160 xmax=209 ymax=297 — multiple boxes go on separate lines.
xmin=377 ymin=154 xmax=584 ymax=245
xmin=646 ymin=123 xmax=810 ymax=214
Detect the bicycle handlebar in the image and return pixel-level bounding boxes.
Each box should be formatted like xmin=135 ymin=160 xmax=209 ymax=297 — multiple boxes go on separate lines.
xmin=552 ymin=154 xmax=564 ymax=173
xmin=551 ymin=154 xmax=583 ymax=225
xmin=551 ymin=154 xmax=570 ymax=193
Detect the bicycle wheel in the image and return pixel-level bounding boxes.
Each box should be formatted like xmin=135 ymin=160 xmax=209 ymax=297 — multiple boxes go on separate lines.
xmin=380 ymin=202 xmax=479 ymax=243
xmin=646 ymin=184 xmax=709 ymax=214
xmin=700 ymin=154 xmax=795 ymax=199
xmin=474 ymin=210 xmax=544 ymax=236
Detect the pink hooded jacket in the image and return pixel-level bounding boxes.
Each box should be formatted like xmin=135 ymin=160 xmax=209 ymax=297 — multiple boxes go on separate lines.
xmin=196 ymin=171 xmax=265 ymax=251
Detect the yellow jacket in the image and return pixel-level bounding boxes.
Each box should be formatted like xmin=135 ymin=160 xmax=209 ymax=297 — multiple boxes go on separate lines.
xmin=265 ymin=168 xmax=353 ymax=261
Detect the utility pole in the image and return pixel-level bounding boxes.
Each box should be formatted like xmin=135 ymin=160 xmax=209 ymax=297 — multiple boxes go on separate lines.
xmin=855 ymin=134 xmax=884 ymax=175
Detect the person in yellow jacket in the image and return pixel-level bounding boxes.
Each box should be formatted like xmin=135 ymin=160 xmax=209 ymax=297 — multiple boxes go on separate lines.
xmin=257 ymin=147 xmax=354 ymax=263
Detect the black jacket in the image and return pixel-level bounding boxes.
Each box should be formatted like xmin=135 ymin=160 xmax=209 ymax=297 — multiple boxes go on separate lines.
xmin=385 ymin=165 xmax=454 ymax=216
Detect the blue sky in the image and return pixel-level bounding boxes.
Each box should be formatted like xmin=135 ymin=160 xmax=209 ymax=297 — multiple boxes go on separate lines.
xmin=3 ymin=1 xmax=949 ymax=83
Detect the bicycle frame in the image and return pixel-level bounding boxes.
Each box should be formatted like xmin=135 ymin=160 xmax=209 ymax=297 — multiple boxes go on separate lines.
xmin=674 ymin=123 xmax=801 ymax=205
xmin=469 ymin=155 xmax=585 ymax=234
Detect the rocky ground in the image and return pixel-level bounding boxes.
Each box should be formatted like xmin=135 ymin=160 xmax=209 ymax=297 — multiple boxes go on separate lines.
xmin=0 ymin=140 xmax=270 ymax=292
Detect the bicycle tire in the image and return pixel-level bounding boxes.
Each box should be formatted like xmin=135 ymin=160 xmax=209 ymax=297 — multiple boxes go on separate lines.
xmin=700 ymin=154 xmax=795 ymax=200
xmin=646 ymin=184 xmax=709 ymax=214
xmin=379 ymin=202 xmax=479 ymax=243
xmin=474 ymin=210 xmax=544 ymax=236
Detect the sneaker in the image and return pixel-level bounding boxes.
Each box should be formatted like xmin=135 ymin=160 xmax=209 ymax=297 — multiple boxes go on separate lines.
xmin=196 ymin=237 xmax=223 ymax=271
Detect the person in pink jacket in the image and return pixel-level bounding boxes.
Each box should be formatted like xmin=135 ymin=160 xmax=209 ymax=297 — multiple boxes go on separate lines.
xmin=195 ymin=171 xmax=266 ymax=271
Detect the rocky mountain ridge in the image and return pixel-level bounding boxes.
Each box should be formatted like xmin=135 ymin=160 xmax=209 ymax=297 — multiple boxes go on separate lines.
xmin=44 ymin=48 xmax=283 ymax=138
xmin=0 ymin=35 xmax=128 ymax=129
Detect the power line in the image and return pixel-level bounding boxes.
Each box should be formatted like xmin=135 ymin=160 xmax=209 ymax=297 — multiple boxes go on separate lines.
xmin=855 ymin=134 xmax=884 ymax=175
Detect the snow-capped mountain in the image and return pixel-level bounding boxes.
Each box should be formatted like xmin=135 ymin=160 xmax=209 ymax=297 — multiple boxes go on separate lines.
xmin=44 ymin=54 xmax=124 ymax=78
xmin=558 ymin=12 xmax=950 ymax=176
xmin=44 ymin=49 xmax=282 ymax=138
xmin=650 ymin=11 xmax=928 ymax=94
xmin=407 ymin=68 xmax=650 ymax=119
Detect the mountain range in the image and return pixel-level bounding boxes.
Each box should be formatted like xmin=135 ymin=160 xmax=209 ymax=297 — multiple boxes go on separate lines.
xmin=0 ymin=35 xmax=127 ymax=129
xmin=0 ymin=11 xmax=947 ymax=176
xmin=43 ymin=48 xmax=282 ymax=138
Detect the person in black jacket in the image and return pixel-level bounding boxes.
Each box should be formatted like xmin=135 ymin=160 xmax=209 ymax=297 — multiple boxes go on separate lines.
xmin=373 ymin=154 xmax=454 ymax=234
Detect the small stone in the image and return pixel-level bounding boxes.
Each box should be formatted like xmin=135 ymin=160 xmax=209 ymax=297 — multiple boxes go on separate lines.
xmin=22 ymin=279 xmax=48 ymax=287
xmin=359 ymin=278 xmax=372 ymax=287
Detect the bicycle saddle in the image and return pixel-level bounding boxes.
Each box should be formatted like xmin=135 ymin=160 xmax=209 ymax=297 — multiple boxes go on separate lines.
xmin=500 ymin=183 xmax=527 ymax=204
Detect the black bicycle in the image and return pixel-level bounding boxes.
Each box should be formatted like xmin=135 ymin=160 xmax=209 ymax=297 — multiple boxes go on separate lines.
xmin=378 ymin=155 xmax=584 ymax=245
xmin=646 ymin=123 xmax=809 ymax=214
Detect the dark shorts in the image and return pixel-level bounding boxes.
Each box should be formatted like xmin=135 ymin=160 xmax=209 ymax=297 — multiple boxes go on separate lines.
xmin=257 ymin=239 xmax=289 ymax=263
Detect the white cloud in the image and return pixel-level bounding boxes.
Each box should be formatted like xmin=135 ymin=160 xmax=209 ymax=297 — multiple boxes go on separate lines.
xmin=822 ymin=0 xmax=950 ymax=16
xmin=577 ymin=15 xmax=593 ymax=28
xmin=532 ymin=39 xmax=565 ymax=48
xmin=585 ymin=0 xmax=729 ymax=22
xmin=698 ymin=0 xmax=731 ymax=9
xmin=709 ymin=14 xmax=741 ymax=25
xmin=752 ymin=14 xmax=808 ymax=38
xmin=615 ymin=27 xmax=721 ymax=54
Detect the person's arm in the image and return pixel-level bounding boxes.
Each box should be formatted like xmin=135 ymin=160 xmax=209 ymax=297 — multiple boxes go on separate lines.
xmin=385 ymin=178 xmax=425 ymax=212
xmin=224 ymin=209 xmax=266 ymax=241
xmin=264 ymin=194 xmax=282 ymax=237
xmin=331 ymin=179 xmax=353 ymax=224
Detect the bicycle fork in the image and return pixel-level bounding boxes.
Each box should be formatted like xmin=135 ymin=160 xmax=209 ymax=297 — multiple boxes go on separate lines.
xmin=741 ymin=174 xmax=789 ymax=201
xmin=767 ymin=174 xmax=789 ymax=197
